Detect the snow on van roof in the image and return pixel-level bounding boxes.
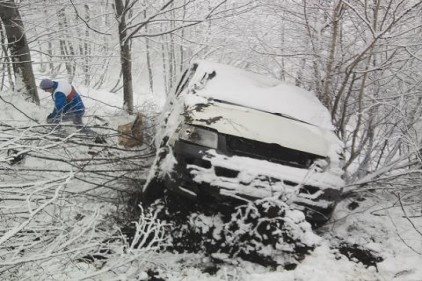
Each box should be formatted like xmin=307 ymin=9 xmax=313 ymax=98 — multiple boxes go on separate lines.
xmin=189 ymin=60 xmax=334 ymax=130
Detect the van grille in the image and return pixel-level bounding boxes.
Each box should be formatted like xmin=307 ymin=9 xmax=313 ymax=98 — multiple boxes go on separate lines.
xmin=224 ymin=134 xmax=322 ymax=169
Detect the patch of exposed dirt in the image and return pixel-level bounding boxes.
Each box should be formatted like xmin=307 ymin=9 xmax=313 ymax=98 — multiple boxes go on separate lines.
xmin=125 ymin=192 xmax=319 ymax=271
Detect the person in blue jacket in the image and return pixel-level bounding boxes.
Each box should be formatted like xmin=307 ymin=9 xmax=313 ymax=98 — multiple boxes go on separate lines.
xmin=39 ymin=79 xmax=85 ymax=125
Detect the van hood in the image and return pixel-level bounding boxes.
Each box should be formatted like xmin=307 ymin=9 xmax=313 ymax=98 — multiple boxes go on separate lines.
xmin=188 ymin=60 xmax=334 ymax=130
xmin=187 ymin=101 xmax=338 ymax=157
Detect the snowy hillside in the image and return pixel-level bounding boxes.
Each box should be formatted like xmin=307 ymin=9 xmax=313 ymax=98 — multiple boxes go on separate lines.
xmin=1 ymin=89 xmax=421 ymax=281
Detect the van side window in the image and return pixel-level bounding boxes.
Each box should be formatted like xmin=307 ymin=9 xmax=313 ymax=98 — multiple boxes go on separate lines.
xmin=175 ymin=70 xmax=188 ymax=96
xmin=175 ymin=63 xmax=198 ymax=96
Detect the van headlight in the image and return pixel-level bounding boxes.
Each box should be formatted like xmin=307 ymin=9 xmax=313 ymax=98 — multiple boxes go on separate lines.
xmin=313 ymin=157 xmax=330 ymax=173
xmin=179 ymin=124 xmax=218 ymax=149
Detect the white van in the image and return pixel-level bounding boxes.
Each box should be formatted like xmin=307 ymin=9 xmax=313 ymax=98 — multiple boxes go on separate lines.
xmin=143 ymin=61 xmax=345 ymax=225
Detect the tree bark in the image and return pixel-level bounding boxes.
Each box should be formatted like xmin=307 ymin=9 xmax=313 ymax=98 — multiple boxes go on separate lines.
xmin=1 ymin=22 xmax=14 ymax=91
xmin=0 ymin=0 xmax=39 ymax=104
xmin=115 ymin=0 xmax=134 ymax=115
xmin=144 ymin=10 xmax=154 ymax=94
xmin=57 ymin=8 xmax=75 ymax=81
xmin=321 ymin=1 xmax=343 ymax=110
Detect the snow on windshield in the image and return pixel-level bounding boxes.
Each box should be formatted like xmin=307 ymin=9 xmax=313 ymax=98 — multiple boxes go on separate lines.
xmin=188 ymin=60 xmax=334 ymax=130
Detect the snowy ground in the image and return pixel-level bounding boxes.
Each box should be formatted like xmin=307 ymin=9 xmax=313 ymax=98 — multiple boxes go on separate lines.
xmin=0 ymin=89 xmax=421 ymax=281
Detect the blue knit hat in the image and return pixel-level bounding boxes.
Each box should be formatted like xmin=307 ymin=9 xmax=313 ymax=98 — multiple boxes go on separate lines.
xmin=39 ymin=79 xmax=54 ymax=90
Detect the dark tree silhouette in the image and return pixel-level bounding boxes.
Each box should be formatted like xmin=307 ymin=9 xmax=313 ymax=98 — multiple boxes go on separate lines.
xmin=0 ymin=0 xmax=39 ymax=104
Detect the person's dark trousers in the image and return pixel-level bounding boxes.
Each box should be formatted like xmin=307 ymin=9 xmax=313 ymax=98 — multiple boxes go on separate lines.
xmin=62 ymin=111 xmax=84 ymax=128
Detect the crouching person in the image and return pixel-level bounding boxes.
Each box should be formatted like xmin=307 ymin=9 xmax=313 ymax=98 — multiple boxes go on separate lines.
xmin=39 ymin=79 xmax=85 ymax=126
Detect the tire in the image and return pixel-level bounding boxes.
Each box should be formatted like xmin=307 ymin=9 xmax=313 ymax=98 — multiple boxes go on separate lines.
xmin=296 ymin=186 xmax=341 ymax=227
xmin=303 ymin=204 xmax=336 ymax=228
xmin=141 ymin=176 xmax=165 ymax=206
xmin=141 ymin=145 xmax=169 ymax=206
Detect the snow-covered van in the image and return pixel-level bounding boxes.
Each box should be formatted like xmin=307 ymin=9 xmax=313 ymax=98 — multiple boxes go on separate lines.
xmin=143 ymin=61 xmax=345 ymax=225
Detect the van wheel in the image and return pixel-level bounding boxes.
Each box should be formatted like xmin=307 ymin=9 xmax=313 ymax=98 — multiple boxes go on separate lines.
xmin=304 ymin=204 xmax=336 ymax=228
xmin=142 ymin=144 xmax=169 ymax=206
xmin=141 ymin=176 xmax=165 ymax=206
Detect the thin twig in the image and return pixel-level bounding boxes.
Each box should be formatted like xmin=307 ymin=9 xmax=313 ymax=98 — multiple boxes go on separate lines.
xmin=396 ymin=193 xmax=422 ymax=237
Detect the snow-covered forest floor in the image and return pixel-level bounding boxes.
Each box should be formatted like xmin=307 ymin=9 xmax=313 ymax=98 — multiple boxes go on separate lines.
xmin=1 ymin=89 xmax=421 ymax=281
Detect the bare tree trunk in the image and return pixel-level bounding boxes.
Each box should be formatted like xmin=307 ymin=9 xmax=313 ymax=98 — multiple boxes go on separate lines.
xmin=179 ymin=0 xmax=187 ymax=73
xmin=0 ymin=22 xmax=14 ymax=91
xmin=39 ymin=0 xmax=54 ymax=75
xmin=321 ymin=1 xmax=343 ymax=110
xmin=144 ymin=10 xmax=154 ymax=94
xmin=0 ymin=0 xmax=39 ymax=104
xmin=166 ymin=1 xmax=176 ymax=91
xmin=115 ymin=0 xmax=134 ymax=114
xmin=295 ymin=59 xmax=306 ymax=87
xmin=161 ymin=25 xmax=169 ymax=95
xmin=84 ymin=4 xmax=91 ymax=85
xmin=57 ymin=8 xmax=75 ymax=81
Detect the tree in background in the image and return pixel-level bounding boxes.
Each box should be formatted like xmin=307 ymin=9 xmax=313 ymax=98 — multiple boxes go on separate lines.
xmin=112 ymin=0 xmax=254 ymax=114
xmin=114 ymin=0 xmax=135 ymax=114
xmin=0 ymin=0 xmax=39 ymax=104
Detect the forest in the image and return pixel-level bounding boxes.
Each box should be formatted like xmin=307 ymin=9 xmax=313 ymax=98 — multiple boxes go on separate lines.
xmin=0 ymin=0 xmax=421 ymax=280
